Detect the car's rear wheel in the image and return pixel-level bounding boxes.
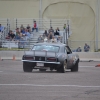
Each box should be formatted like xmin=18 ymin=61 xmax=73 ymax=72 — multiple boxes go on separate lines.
xmin=23 ymin=62 xmax=33 ymax=72
xmin=60 ymin=60 xmax=67 ymax=73
xmin=71 ymin=61 xmax=79 ymax=72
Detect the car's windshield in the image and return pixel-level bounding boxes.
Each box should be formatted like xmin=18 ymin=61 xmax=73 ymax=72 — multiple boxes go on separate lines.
xmin=32 ymin=45 xmax=59 ymax=52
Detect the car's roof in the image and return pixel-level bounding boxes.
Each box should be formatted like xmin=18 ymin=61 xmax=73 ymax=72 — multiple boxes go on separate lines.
xmin=34 ymin=42 xmax=66 ymax=47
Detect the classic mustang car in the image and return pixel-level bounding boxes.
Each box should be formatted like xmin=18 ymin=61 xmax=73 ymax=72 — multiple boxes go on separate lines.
xmin=22 ymin=42 xmax=79 ymax=73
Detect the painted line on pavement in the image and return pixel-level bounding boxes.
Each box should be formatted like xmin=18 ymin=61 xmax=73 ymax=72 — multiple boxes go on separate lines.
xmin=80 ymin=66 xmax=94 ymax=68
xmin=0 ymin=84 xmax=100 ymax=88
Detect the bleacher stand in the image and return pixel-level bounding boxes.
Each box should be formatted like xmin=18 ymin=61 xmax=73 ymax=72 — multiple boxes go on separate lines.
xmin=1 ymin=26 xmax=31 ymax=49
xmin=37 ymin=29 xmax=64 ymax=43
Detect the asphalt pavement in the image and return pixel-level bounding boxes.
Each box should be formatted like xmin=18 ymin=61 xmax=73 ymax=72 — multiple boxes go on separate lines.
xmin=0 ymin=60 xmax=100 ymax=100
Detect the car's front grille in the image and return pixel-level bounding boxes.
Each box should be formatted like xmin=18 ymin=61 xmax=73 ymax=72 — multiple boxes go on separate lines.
xmin=35 ymin=56 xmax=45 ymax=61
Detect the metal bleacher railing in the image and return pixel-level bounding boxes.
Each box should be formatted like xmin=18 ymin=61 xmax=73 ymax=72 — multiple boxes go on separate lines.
xmin=0 ymin=18 xmax=10 ymax=33
xmin=0 ymin=18 xmax=10 ymax=40
xmin=14 ymin=18 xmax=71 ymax=31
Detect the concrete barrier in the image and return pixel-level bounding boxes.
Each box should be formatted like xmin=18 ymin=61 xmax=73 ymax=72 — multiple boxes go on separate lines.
xmin=74 ymin=52 xmax=100 ymax=61
xmin=0 ymin=51 xmax=24 ymax=60
xmin=0 ymin=51 xmax=100 ymax=61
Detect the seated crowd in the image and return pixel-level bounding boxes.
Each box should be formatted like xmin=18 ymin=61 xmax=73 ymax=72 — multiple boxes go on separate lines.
xmin=6 ymin=24 xmax=31 ymax=41
xmin=0 ymin=22 xmax=91 ymax=52
xmin=5 ymin=20 xmax=39 ymax=41
xmin=37 ymin=27 xmax=62 ymax=43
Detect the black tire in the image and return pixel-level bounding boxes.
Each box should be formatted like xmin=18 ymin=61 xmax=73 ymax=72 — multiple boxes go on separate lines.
xmin=23 ymin=62 xmax=32 ymax=72
xmin=57 ymin=68 xmax=60 ymax=72
xmin=71 ymin=61 xmax=79 ymax=72
xmin=60 ymin=60 xmax=67 ymax=73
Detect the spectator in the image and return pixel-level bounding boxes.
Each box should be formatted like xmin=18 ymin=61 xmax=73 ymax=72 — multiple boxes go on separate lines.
xmin=20 ymin=24 xmax=24 ymax=30
xmin=57 ymin=27 xmax=60 ymax=31
xmin=44 ymin=37 xmax=48 ymax=42
xmin=37 ymin=35 xmax=43 ymax=43
xmin=0 ymin=24 xmax=4 ymax=32
xmin=48 ymin=27 xmax=54 ymax=34
xmin=84 ymin=43 xmax=90 ymax=52
xmin=15 ymin=28 xmax=21 ymax=40
xmin=54 ymin=27 xmax=60 ymax=36
xmin=48 ymin=32 xmax=53 ymax=41
xmin=6 ymin=30 xmax=12 ymax=39
xmin=25 ymin=29 xmax=31 ymax=40
xmin=16 ymin=28 xmax=20 ymax=34
xmin=51 ymin=36 xmax=57 ymax=43
xmin=76 ymin=46 xmax=82 ymax=52
xmin=26 ymin=24 xmax=31 ymax=33
xmin=32 ymin=21 xmax=38 ymax=32
xmin=20 ymin=25 xmax=24 ymax=35
xmin=57 ymin=36 xmax=62 ymax=43
xmin=9 ymin=31 xmax=15 ymax=41
xmin=43 ymin=34 xmax=46 ymax=39
xmin=63 ymin=24 xmax=66 ymax=30
xmin=21 ymin=28 xmax=25 ymax=34
xmin=43 ymin=30 xmax=48 ymax=38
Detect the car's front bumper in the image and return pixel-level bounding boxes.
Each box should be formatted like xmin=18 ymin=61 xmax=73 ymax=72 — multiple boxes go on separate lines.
xmin=22 ymin=60 xmax=61 ymax=64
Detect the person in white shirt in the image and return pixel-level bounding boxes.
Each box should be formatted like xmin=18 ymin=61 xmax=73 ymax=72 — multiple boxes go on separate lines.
xmin=51 ymin=36 xmax=57 ymax=43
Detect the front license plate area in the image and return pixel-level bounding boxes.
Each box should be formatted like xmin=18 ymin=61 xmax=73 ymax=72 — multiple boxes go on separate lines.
xmin=37 ymin=63 xmax=44 ymax=66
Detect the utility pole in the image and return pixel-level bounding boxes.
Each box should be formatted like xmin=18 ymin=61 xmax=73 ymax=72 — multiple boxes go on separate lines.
xmin=95 ymin=0 xmax=99 ymax=51
xmin=39 ymin=0 xmax=42 ymax=30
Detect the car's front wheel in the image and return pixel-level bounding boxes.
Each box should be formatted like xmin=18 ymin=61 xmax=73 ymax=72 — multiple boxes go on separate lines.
xmin=60 ymin=60 xmax=67 ymax=73
xmin=71 ymin=61 xmax=79 ymax=72
xmin=23 ymin=62 xmax=33 ymax=72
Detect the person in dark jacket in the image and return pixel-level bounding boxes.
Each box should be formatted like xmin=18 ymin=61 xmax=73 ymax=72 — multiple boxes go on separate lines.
xmin=43 ymin=30 xmax=48 ymax=38
xmin=84 ymin=43 xmax=90 ymax=52
xmin=54 ymin=27 xmax=60 ymax=36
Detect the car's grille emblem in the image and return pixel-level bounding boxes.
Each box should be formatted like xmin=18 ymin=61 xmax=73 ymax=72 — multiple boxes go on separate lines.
xmin=39 ymin=57 xmax=41 ymax=61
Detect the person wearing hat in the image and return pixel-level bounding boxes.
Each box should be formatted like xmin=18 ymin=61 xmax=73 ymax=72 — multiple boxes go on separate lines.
xmin=76 ymin=46 xmax=82 ymax=52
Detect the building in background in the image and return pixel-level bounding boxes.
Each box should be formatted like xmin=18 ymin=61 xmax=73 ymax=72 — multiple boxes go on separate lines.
xmin=0 ymin=0 xmax=100 ymax=51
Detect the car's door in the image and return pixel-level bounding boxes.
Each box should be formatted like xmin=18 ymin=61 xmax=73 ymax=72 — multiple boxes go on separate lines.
xmin=64 ymin=46 xmax=74 ymax=68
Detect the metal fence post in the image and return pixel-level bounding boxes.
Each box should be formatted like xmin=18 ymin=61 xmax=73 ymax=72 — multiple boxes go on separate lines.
xmin=7 ymin=19 xmax=9 ymax=34
xmin=29 ymin=40 xmax=30 ymax=49
xmin=16 ymin=19 xmax=17 ymax=29
xmin=50 ymin=19 xmax=52 ymax=28
xmin=7 ymin=19 xmax=10 ymax=33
